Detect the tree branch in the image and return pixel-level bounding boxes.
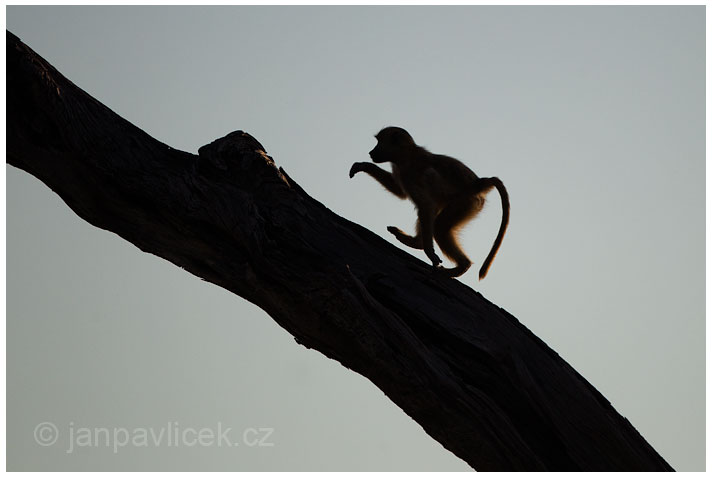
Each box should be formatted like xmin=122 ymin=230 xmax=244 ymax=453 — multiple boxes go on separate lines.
xmin=6 ymin=30 xmax=673 ymax=471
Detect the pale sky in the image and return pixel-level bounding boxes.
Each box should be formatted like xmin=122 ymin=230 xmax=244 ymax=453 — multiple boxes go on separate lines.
xmin=6 ymin=6 xmax=705 ymax=471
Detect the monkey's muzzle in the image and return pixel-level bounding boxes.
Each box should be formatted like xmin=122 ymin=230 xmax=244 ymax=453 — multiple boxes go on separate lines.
xmin=368 ymin=149 xmax=386 ymax=163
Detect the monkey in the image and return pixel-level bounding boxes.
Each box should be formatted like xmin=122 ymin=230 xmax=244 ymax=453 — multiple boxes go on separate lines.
xmin=349 ymin=126 xmax=509 ymax=280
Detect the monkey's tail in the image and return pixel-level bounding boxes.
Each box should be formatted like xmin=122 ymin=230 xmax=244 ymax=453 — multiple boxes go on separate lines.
xmin=478 ymin=177 xmax=510 ymax=280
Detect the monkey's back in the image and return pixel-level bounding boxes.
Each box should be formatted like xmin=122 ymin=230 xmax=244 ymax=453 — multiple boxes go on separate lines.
xmin=425 ymin=153 xmax=479 ymax=190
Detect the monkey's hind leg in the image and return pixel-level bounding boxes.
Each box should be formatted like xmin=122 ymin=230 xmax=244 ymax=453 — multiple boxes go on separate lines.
xmin=433 ymin=197 xmax=481 ymax=277
xmin=387 ymin=222 xmax=424 ymax=250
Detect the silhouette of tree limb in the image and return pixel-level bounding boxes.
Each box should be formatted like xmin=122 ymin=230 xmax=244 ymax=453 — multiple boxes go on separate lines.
xmin=6 ymin=30 xmax=673 ymax=471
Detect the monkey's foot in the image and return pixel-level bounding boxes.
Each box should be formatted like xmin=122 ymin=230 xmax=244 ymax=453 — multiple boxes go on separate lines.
xmin=425 ymin=250 xmax=442 ymax=268
xmin=437 ymin=263 xmax=471 ymax=278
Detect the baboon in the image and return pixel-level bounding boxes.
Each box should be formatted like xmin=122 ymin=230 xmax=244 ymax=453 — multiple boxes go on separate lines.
xmin=349 ymin=126 xmax=509 ymax=280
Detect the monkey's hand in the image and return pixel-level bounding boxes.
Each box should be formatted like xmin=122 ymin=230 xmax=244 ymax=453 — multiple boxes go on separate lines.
xmin=349 ymin=162 xmax=369 ymax=178
xmin=387 ymin=226 xmax=424 ymax=250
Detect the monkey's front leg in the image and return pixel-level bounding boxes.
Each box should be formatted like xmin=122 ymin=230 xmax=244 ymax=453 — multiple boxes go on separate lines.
xmin=416 ymin=206 xmax=442 ymax=267
xmin=349 ymin=162 xmax=407 ymax=198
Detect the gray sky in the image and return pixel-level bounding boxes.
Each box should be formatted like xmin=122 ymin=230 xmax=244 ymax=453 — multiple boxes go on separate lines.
xmin=6 ymin=6 xmax=705 ymax=471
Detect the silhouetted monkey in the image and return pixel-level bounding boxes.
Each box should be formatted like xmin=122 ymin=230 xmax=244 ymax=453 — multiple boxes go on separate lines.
xmin=350 ymin=126 xmax=509 ymax=280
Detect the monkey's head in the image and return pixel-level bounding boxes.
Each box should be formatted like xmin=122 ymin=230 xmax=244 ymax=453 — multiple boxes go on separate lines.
xmin=369 ymin=126 xmax=416 ymax=164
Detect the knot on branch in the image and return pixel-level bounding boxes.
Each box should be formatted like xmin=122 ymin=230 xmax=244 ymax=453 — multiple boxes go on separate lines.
xmin=198 ymin=130 xmax=291 ymax=189
xmin=198 ymin=130 xmax=270 ymax=171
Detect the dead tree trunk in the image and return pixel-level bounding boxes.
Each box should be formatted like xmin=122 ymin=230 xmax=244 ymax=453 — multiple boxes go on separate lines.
xmin=6 ymin=30 xmax=673 ymax=471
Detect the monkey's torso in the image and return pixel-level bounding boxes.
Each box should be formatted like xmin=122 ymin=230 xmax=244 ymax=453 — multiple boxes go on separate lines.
xmin=392 ymin=153 xmax=480 ymax=208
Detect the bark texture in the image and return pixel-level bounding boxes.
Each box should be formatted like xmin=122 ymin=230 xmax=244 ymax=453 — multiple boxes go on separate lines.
xmin=6 ymin=30 xmax=673 ymax=471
